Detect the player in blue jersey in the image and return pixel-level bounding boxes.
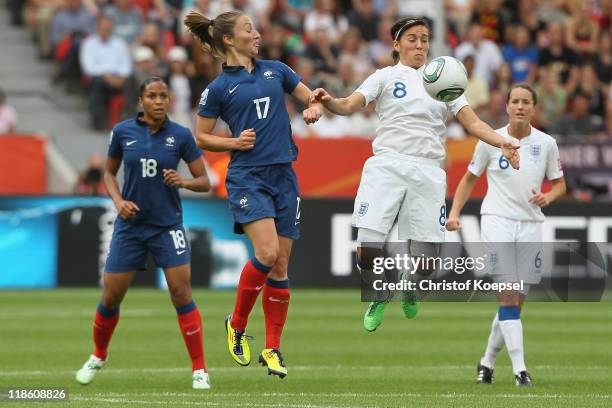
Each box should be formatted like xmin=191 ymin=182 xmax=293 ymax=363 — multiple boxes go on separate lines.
xmin=184 ymin=10 xmax=322 ymax=378
xmin=75 ymin=77 xmax=212 ymax=390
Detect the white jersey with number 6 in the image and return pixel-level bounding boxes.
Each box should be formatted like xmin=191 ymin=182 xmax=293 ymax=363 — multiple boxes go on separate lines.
xmin=468 ymin=125 xmax=564 ymax=222
xmin=355 ymin=62 xmax=469 ymax=165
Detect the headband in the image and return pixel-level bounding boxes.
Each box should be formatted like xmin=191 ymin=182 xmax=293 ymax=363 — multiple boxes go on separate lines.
xmin=394 ymin=19 xmax=424 ymax=42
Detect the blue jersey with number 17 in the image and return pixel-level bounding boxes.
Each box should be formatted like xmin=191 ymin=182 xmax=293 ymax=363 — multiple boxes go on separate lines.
xmin=197 ymin=59 xmax=301 ymax=168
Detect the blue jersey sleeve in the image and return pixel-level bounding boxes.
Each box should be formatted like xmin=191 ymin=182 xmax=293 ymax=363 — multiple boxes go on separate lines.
xmin=197 ymin=83 xmax=222 ymax=118
xmin=276 ymin=61 xmax=301 ymax=94
xmin=181 ymin=129 xmax=202 ymax=163
xmin=107 ymin=128 xmax=122 ymax=158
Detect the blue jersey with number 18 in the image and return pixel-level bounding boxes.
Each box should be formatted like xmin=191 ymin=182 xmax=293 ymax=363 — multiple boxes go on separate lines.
xmin=197 ymin=59 xmax=301 ymax=168
xmin=108 ymin=114 xmax=202 ymax=227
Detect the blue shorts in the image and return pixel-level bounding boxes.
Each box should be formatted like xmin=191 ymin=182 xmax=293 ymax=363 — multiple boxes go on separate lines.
xmin=104 ymin=220 xmax=190 ymax=273
xmin=226 ymin=163 xmax=301 ymax=239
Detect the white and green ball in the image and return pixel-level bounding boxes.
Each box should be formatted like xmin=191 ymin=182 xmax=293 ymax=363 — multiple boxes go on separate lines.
xmin=422 ymin=56 xmax=468 ymax=102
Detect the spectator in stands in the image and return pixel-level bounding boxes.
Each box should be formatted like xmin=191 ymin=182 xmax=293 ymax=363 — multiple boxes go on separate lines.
xmin=573 ymin=63 xmax=605 ymax=117
xmin=565 ymin=1 xmax=600 ymax=58
xmin=104 ymin=0 xmax=144 ymax=45
xmin=50 ymin=0 xmax=95 ymax=84
xmin=367 ymin=17 xmax=394 ymax=68
xmin=494 ymin=62 xmax=513 ymax=97
xmin=502 ymin=25 xmax=538 ymax=83
xmin=166 ymin=46 xmax=193 ymax=129
xmin=337 ymin=27 xmax=373 ymax=81
xmin=444 ymin=0 xmax=476 ymax=39
xmin=74 ymin=153 xmax=107 ymax=195
xmin=304 ymin=0 xmax=349 ymax=44
xmin=304 ymin=28 xmax=340 ymax=75
xmin=462 ymin=54 xmax=489 ymax=112
xmin=470 ymin=0 xmax=507 ymax=44
xmin=259 ymin=23 xmax=293 ymax=66
xmin=538 ymin=20 xmax=578 ymax=92
xmin=534 ymin=69 xmax=566 ymax=131
xmin=478 ymin=89 xmax=507 ymax=130
xmin=548 ymin=91 xmax=603 ymax=142
xmin=137 ymin=23 xmax=167 ymax=74
xmin=79 ymin=16 xmax=132 ymax=130
xmin=126 ymin=46 xmax=161 ymax=116
xmin=592 ymin=31 xmax=611 ymax=89
xmin=325 ymin=55 xmax=360 ymax=99
xmin=455 ymin=22 xmax=503 ymax=86
xmin=535 ymin=0 xmax=569 ymax=23
xmin=188 ymin=52 xmax=218 ymax=110
xmin=347 ymin=0 xmax=380 ymax=42
xmin=509 ymin=0 xmax=546 ymax=45
xmin=0 ymin=88 xmax=18 ymax=135
xmin=295 ymin=57 xmax=324 ymax=91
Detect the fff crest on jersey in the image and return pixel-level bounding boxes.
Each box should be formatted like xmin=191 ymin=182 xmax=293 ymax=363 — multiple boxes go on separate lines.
xmin=358 ymin=202 xmax=369 ymax=217
xmin=264 ymin=70 xmax=274 ymax=79
xmin=165 ymin=136 xmax=175 ymax=148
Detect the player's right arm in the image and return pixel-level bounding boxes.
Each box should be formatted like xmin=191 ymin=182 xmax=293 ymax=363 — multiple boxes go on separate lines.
xmin=194 ymin=116 xmax=255 ymax=152
xmin=446 ymin=171 xmax=480 ymax=231
xmin=309 ymin=89 xmax=366 ymax=116
xmin=104 ymin=156 xmax=140 ymax=220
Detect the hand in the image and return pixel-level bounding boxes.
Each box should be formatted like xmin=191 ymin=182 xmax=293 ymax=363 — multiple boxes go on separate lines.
xmin=529 ymin=188 xmax=551 ymax=207
xmin=163 ymin=169 xmax=183 ymax=188
xmin=303 ymin=106 xmax=322 ymax=124
xmin=310 ymin=88 xmax=332 ymax=105
xmin=445 ymin=216 xmax=462 ymax=231
xmin=236 ymin=128 xmax=256 ymax=151
xmin=501 ymin=140 xmax=520 ymax=170
xmin=115 ymin=199 xmax=140 ymax=220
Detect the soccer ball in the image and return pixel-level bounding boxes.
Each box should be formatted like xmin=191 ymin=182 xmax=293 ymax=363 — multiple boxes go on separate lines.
xmin=422 ymin=56 xmax=468 ymax=102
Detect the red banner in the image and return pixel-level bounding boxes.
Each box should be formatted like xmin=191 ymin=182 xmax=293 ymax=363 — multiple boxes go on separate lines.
xmin=0 ymin=135 xmax=47 ymax=194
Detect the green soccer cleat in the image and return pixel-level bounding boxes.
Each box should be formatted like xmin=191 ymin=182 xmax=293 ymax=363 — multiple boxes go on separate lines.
xmin=363 ymin=300 xmax=388 ymax=332
xmin=258 ymin=348 xmax=287 ymax=378
xmin=75 ymin=354 xmax=106 ymax=385
xmin=401 ymin=290 xmax=419 ymax=319
xmin=225 ymin=314 xmax=251 ymax=366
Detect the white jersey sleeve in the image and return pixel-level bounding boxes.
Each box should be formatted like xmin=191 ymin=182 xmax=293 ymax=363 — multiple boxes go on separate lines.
xmin=467 ymin=141 xmax=489 ymax=176
xmin=448 ymin=94 xmax=469 ymax=116
xmin=545 ymin=140 xmax=564 ymax=180
xmin=355 ymin=69 xmax=385 ymax=105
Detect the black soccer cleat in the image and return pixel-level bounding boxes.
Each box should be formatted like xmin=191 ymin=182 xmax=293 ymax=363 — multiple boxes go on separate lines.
xmin=476 ymin=364 xmax=493 ymax=384
xmin=515 ymin=370 xmax=533 ymax=387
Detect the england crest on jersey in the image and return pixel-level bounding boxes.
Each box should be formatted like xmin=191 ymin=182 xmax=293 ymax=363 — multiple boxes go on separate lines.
xmin=358 ymin=202 xmax=369 ymax=217
xmin=531 ymin=145 xmax=541 ymax=158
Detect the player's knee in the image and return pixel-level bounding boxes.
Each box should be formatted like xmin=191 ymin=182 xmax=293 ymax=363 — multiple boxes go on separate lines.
xmin=169 ymin=284 xmax=192 ymax=307
xmin=101 ymin=289 xmax=124 ymax=309
xmin=255 ymin=245 xmax=279 ymax=267
xmin=357 ymin=246 xmax=383 ymax=271
xmin=269 ymin=255 xmax=289 ymax=280
xmin=499 ymin=290 xmax=520 ymax=306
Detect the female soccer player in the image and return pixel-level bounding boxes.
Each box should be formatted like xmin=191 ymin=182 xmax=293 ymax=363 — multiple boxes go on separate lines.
xmin=446 ymin=84 xmax=566 ymax=387
xmin=184 ymin=10 xmax=322 ymax=378
xmin=75 ymin=77 xmax=212 ymax=389
xmin=310 ymin=17 xmax=520 ymax=332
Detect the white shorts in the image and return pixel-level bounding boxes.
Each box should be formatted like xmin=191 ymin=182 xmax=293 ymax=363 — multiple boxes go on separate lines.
xmin=352 ymin=153 xmax=446 ymax=242
xmin=481 ymin=215 xmax=544 ymax=285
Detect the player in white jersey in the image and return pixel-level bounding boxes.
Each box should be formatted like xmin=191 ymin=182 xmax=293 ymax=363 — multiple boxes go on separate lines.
xmin=446 ymin=84 xmax=566 ymax=387
xmin=310 ymin=17 xmax=520 ymax=332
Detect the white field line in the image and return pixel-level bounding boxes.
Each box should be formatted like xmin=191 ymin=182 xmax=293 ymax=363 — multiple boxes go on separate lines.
xmin=1 ymin=365 xmax=611 ymax=377
xmin=71 ymin=396 xmax=352 ymax=408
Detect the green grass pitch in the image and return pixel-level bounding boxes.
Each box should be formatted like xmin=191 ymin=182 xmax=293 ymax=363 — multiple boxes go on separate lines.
xmin=1 ymin=289 xmax=611 ymax=407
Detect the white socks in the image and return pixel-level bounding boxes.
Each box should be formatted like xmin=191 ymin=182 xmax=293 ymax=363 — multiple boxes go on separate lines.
xmin=499 ymin=318 xmax=527 ymax=374
xmin=481 ymin=313 xmax=504 ymax=368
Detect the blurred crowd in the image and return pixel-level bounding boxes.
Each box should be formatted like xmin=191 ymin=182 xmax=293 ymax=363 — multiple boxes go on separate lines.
xmin=9 ymin=0 xmax=610 ymax=140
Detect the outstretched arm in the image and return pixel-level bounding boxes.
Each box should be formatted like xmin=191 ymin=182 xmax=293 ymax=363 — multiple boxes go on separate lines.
xmin=456 ymin=106 xmax=520 ymax=170
xmin=291 ymin=82 xmax=323 ymax=124
xmin=310 ymin=88 xmax=366 ymax=116
xmin=446 ymin=171 xmax=480 ymax=231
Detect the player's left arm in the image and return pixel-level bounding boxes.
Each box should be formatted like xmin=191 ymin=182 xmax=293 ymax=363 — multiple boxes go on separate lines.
xmin=163 ymin=158 xmax=210 ymax=192
xmin=291 ymin=81 xmax=323 ymax=124
xmin=529 ymin=177 xmax=566 ymax=208
xmin=456 ymin=106 xmax=520 ymax=170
